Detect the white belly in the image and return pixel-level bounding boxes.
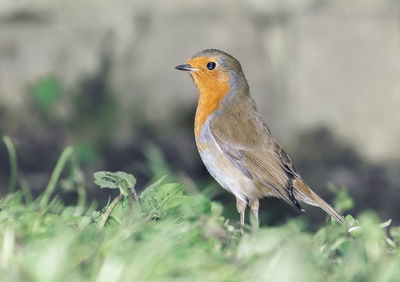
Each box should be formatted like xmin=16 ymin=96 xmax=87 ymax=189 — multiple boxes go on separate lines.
xmin=196 ymin=120 xmax=262 ymax=202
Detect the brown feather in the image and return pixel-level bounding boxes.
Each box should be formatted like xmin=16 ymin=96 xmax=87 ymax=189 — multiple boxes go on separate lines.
xmin=293 ymin=179 xmax=351 ymax=228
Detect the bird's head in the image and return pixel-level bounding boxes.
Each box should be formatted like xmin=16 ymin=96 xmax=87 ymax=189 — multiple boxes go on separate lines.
xmin=175 ymin=49 xmax=248 ymax=97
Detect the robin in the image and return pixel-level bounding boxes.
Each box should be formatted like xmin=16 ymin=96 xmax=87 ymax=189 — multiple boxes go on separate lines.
xmin=175 ymin=49 xmax=350 ymax=233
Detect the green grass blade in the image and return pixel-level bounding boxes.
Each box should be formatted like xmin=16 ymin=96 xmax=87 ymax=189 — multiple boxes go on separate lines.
xmin=19 ymin=176 xmax=33 ymax=204
xmin=76 ymin=183 xmax=87 ymax=208
xmin=39 ymin=146 xmax=74 ymax=208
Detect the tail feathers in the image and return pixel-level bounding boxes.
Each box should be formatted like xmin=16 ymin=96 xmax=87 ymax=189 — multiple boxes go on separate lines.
xmin=293 ymin=179 xmax=351 ymax=229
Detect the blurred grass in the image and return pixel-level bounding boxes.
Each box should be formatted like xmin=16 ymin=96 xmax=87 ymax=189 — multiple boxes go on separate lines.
xmin=0 ymin=141 xmax=399 ymax=281
xmin=1 ymin=136 xmax=17 ymax=193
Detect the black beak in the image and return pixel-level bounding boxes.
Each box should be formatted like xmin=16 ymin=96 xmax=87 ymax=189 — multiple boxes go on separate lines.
xmin=175 ymin=64 xmax=196 ymax=71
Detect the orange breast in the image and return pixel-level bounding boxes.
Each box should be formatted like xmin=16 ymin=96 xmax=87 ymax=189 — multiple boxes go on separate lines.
xmin=192 ymin=69 xmax=230 ymax=138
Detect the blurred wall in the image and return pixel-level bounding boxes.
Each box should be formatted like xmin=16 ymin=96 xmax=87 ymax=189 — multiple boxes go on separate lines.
xmin=0 ymin=0 xmax=399 ymax=161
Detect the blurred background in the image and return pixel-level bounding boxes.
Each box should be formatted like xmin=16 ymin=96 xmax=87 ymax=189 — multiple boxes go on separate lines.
xmin=0 ymin=0 xmax=399 ymax=227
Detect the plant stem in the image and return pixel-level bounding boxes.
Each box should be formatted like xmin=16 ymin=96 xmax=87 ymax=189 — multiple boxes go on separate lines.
xmin=99 ymin=194 xmax=123 ymax=229
xmin=130 ymin=186 xmax=140 ymax=203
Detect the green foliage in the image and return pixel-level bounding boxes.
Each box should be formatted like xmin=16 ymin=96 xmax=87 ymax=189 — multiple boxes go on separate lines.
xmin=74 ymin=142 xmax=99 ymax=166
xmin=141 ymin=182 xmax=183 ymax=216
xmin=327 ymin=182 xmax=354 ymax=212
xmin=144 ymin=144 xmax=173 ymax=182
xmin=31 ymin=76 xmax=61 ymax=113
xmin=0 ymin=146 xmax=399 ymax=281
xmin=94 ymin=171 xmax=136 ymax=196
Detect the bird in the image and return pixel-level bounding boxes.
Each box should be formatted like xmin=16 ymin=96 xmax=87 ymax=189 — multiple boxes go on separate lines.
xmin=175 ymin=49 xmax=350 ymax=233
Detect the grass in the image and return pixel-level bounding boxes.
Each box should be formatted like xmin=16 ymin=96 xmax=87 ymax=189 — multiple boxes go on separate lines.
xmin=1 ymin=138 xmax=400 ymax=282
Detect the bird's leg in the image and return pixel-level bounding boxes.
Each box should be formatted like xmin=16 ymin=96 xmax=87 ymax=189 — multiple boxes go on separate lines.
xmin=249 ymin=200 xmax=259 ymax=230
xmin=236 ymin=198 xmax=246 ymax=235
xmin=249 ymin=200 xmax=259 ymax=220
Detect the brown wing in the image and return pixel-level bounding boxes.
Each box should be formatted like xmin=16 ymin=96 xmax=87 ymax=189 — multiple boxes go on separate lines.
xmin=209 ymin=97 xmax=303 ymax=210
xmin=209 ymin=97 xmax=350 ymax=228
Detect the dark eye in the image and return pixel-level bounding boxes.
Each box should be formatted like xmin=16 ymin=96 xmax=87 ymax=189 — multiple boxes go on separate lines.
xmin=206 ymin=62 xmax=216 ymax=70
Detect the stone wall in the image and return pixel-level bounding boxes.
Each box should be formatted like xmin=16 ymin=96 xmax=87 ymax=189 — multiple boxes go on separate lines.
xmin=0 ymin=0 xmax=399 ymax=161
